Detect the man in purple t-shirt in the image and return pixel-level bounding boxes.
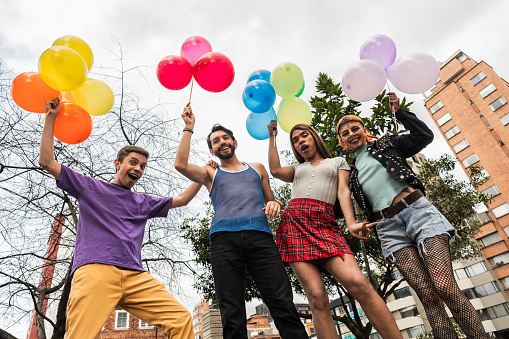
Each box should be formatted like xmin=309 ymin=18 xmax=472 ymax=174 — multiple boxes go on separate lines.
xmin=39 ymin=98 xmax=199 ymax=339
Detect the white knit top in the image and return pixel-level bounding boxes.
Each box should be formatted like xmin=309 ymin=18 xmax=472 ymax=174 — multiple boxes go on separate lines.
xmin=291 ymin=157 xmax=350 ymax=205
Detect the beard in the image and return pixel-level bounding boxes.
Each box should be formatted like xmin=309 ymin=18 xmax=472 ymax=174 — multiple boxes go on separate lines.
xmin=214 ymin=144 xmax=235 ymax=159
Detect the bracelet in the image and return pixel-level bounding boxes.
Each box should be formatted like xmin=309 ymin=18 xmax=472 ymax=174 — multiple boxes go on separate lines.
xmin=275 ymin=200 xmax=284 ymax=208
xmin=183 ymin=128 xmax=194 ymax=134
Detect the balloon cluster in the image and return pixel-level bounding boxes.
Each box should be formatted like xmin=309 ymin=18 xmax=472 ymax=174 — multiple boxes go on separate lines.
xmin=244 ymin=62 xmax=311 ymax=140
xmin=157 ymin=36 xmax=235 ymax=93
xmin=10 ymin=35 xmax=114 ymax=144
xmin=342 ymin=34 xmax=440 ymax=102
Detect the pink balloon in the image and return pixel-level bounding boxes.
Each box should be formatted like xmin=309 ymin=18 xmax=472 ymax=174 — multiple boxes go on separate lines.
xmin=181 ymin=36 xmax=213 ymax=65
xmin=193 ymin=52 xmax=235 ymax=93
xmin=360 ymin=34 xmax=397 ymax=70
xmin=342 ymin=60 xmax=387 ymax=102
xmin=387 ymin=52 xmax=440 ymax=94
xmin=156 ymin=55 xmax=193 ymax=90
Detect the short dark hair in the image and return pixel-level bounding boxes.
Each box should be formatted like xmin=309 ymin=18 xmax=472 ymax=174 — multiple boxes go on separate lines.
xmin=207 ymin=124 xmax=235 ymax=149
xmin=116 ymin=145 xmax=149 ymax=163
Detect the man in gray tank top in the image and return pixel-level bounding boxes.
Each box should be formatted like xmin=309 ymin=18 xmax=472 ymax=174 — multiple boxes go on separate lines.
xmin=175 ymin=105 xmax=308 ymax=339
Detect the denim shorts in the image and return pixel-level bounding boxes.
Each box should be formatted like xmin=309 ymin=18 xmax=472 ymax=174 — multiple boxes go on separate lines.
xmin=374 ymin=196 xmax=456 ymax=262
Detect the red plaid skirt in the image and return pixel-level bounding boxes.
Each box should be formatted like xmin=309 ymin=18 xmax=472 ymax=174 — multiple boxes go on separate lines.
xmin=276 ymin=198 xmax=353 ymax=263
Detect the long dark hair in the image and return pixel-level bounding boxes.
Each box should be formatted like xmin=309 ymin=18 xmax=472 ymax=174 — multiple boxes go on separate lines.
xmin=289 ymin=124 xmax=343 ymax=219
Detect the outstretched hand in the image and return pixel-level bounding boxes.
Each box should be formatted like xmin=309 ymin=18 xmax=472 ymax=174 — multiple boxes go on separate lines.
xmin=182 ymin=104 xmax=195 ymax=129
xmin=45 ymin=97 xmax=61 ymax=117
xmin=387 ymin=92 xmax=400 ymax=112
xmin=348 ymin=221 xmax=377 ymax=241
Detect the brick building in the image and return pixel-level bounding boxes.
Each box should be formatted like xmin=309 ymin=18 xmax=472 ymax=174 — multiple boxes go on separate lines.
xmin=100 ymin=306 xmax=166 ymax=339
xmin=192 ymin=301 xmax=210 ymax=339
xmin=423 ymin=49 xmax=509 ymax=336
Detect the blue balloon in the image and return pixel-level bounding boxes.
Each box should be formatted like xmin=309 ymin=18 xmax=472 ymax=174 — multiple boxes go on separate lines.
xmin=247 ymin=69 xmax=271 ymax=83
xmin=246 ymin=108 xmax=277 ymax=140
xmin=242 ymin=80 xmax=276 ymax=113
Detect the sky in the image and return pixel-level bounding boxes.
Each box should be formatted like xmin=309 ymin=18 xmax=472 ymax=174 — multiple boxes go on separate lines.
xmin=2 ymin=0 xmax=509 ymax=336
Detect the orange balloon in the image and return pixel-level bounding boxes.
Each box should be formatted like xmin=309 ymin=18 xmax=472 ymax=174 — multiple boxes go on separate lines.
xmin=60 ymin=91 xmax=76 ymax=104
xmin=54 ymin=103 xmax=93 ymax=144
xmin=10 ymin=72 xmax=60 ymax=113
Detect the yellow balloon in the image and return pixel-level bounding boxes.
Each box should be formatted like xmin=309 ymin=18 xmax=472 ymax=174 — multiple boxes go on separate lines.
xmin=38 ymin=46 xmax=88 ymax=92
xmin=270 ymin=62 xmax=304 ymax=98
xmin=72 ymin=78 xmax=114 ymax=116
xmin=276 ymin=97 xmax=312 ymax=134
xmin=53 ymin=35 xmax=94 ymax=71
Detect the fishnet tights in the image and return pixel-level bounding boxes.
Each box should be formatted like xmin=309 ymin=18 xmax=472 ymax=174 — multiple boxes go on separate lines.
xmin=393 ymin=234 xmax=488 ymax=339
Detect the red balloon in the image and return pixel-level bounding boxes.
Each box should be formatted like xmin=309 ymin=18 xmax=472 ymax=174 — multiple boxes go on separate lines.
xmin=11 ymin=72 xmax=60 ymax=113
xmin=54 ymin=103 xmax=93 ymax=144
xmin=193 ymin=52 xmax=235 ymax=92
xmin=156 ymin=55 xmax=193 ymax=90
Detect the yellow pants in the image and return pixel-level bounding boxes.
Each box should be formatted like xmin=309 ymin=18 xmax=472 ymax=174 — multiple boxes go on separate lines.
xmin=64 ymin=264 xmax=193 ymax=339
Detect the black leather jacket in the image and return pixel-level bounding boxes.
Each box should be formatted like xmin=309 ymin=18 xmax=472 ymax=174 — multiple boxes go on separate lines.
xmin=349 ymin=109 xmax=434 ymax=222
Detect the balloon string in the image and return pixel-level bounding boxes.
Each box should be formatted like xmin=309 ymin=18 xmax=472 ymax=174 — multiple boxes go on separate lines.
xmin=188 ymin=78 xmax=195 ymax=105
xmin=386 ymin=80 xmax=398 ymax=132
xmin=41 ymin=110 xmax=50 ymax=124
xmin=272 ymin=110 xmax=276 ymax=147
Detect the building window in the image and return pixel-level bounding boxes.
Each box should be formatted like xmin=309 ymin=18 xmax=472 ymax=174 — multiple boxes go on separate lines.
xmin=462 ymin=154 xmax=479 ymax=168
xmin=457 ymin=53 xmax=467 ymax=63
xmin=407 ymin=324 xmax=426 ymax=338
xmin=475 ymin=281 xmax=500 ymax=297
xmin=454 ymin=261 xmax=488 ymax=280
xmin=479 ymin=83 xmax=497 ymax=98
xmin=139 ymin=320 xmax=154 ymax=329
xmin=392 ymin=270 xmax=403 ymax=280
xmin=480 ymin=169 xmax=490 ymax=178
xmin=430 ymin=101 xmax=444 ymax=114
xmin=437 ymin=113 xmax=452 ymax=126
xmin=400 ymin=305 xmax=418 ymax=319
xmin=479 ymin=232 xmax=501 ymax=247
xmin=460 ymin=87 xmax=464 ymax=92
xmin=500 ymin=276 xmax=509 ymax=289
xmin=393 ymin=286 xmax=412 ymax=299
xmin=195 ymin=335 xmax=202 ymax=339
xmin=115 ymin=310 xmax=129 ymax=330
xmin=500 ymin=113 xmax=509 ymax=126
xmin=194 ymin=326 xmax=201 ymax=333
xmin=482 ymin=185 xmax=501 ymax=198
xmin=493 ymin=203 xmax=509 ymax=218
xmin=490 ymin=252 xmax=509 ymax=267
xmin=489 ymin=96 xmax=508 ymax=111
xmin=444 ymin=125 xmax=460 ymax=139
xmin=479 ymin=303 xmax=509 ymax=321
xmin=470 ymin=71 xmax=486 ymax=86
xmin=452 ymin=139 xmax=469 ymax=153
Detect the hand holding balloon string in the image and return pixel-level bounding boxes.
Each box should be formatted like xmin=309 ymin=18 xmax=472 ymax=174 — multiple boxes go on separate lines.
xmin=42 ymin=97 xmax=61 ymax=123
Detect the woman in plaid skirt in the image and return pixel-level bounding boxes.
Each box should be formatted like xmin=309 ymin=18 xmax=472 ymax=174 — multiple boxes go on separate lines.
xmin=267 ymin=121 xmax=402 ymax=339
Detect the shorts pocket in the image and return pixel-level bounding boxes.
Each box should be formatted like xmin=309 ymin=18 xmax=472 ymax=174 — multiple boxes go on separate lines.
xmin=409 ymin=197 xmax=431 ymax=209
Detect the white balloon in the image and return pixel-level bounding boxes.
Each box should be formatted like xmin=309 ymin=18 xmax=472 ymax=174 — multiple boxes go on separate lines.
xmin=387 ymin=52 xmax=440 ymax=94
xmin=342 ymin=60 xmax=387 ymax=102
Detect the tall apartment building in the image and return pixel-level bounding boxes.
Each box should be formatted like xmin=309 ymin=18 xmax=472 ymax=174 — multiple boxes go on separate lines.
xmin=423 ymin=49 xmax=509 ymax=337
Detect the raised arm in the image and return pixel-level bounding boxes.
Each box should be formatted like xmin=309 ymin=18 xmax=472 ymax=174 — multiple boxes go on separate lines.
xmin=251 ymin=162 xmax=281 ymax=220
xmin=267 ymin=120 xmax=295 ymax=182
xmin=337 ymin=169 xmax=377 ymax=241
xmin=38 ymin=98 xmax=62 ymax=181
xmin=174 ymin=105 xmax=212 ymax=187
xmin=171 ymin=182 xmax=202 ymax=208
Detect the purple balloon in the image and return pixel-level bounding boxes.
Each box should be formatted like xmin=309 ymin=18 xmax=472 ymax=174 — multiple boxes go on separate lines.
xmin=360 ymin=34 xmax=397 ymax=70
xmin=386 ymin=52 xmax=440 ymax=94
xmin=342 ymin=60 xmax=387 ymax=102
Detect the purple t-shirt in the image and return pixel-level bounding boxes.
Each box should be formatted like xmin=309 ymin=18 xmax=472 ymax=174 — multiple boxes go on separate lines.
xmin=57 ymin=165 xmax=173 ymax=275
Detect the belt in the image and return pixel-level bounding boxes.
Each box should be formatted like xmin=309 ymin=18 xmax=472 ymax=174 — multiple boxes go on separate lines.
xmin=374 ymin=189 xmax=423 ymax=220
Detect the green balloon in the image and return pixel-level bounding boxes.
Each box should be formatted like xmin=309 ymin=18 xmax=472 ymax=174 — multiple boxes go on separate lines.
xmin=296 ymin=80 xmax=305 ymax=97
xmin=276 ymin=97 xmax=312 ymax=134
xmin=270 ymin=62 xmax=304 ymax=98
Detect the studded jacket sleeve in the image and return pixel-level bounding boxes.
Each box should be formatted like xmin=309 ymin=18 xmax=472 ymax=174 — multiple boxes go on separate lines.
xmin=390 ymin=109 xmax=434 ymax=158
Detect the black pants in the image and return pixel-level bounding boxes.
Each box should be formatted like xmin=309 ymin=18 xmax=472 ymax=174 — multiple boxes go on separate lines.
xmin=210 ymin=230 xmax=307 ymax=339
